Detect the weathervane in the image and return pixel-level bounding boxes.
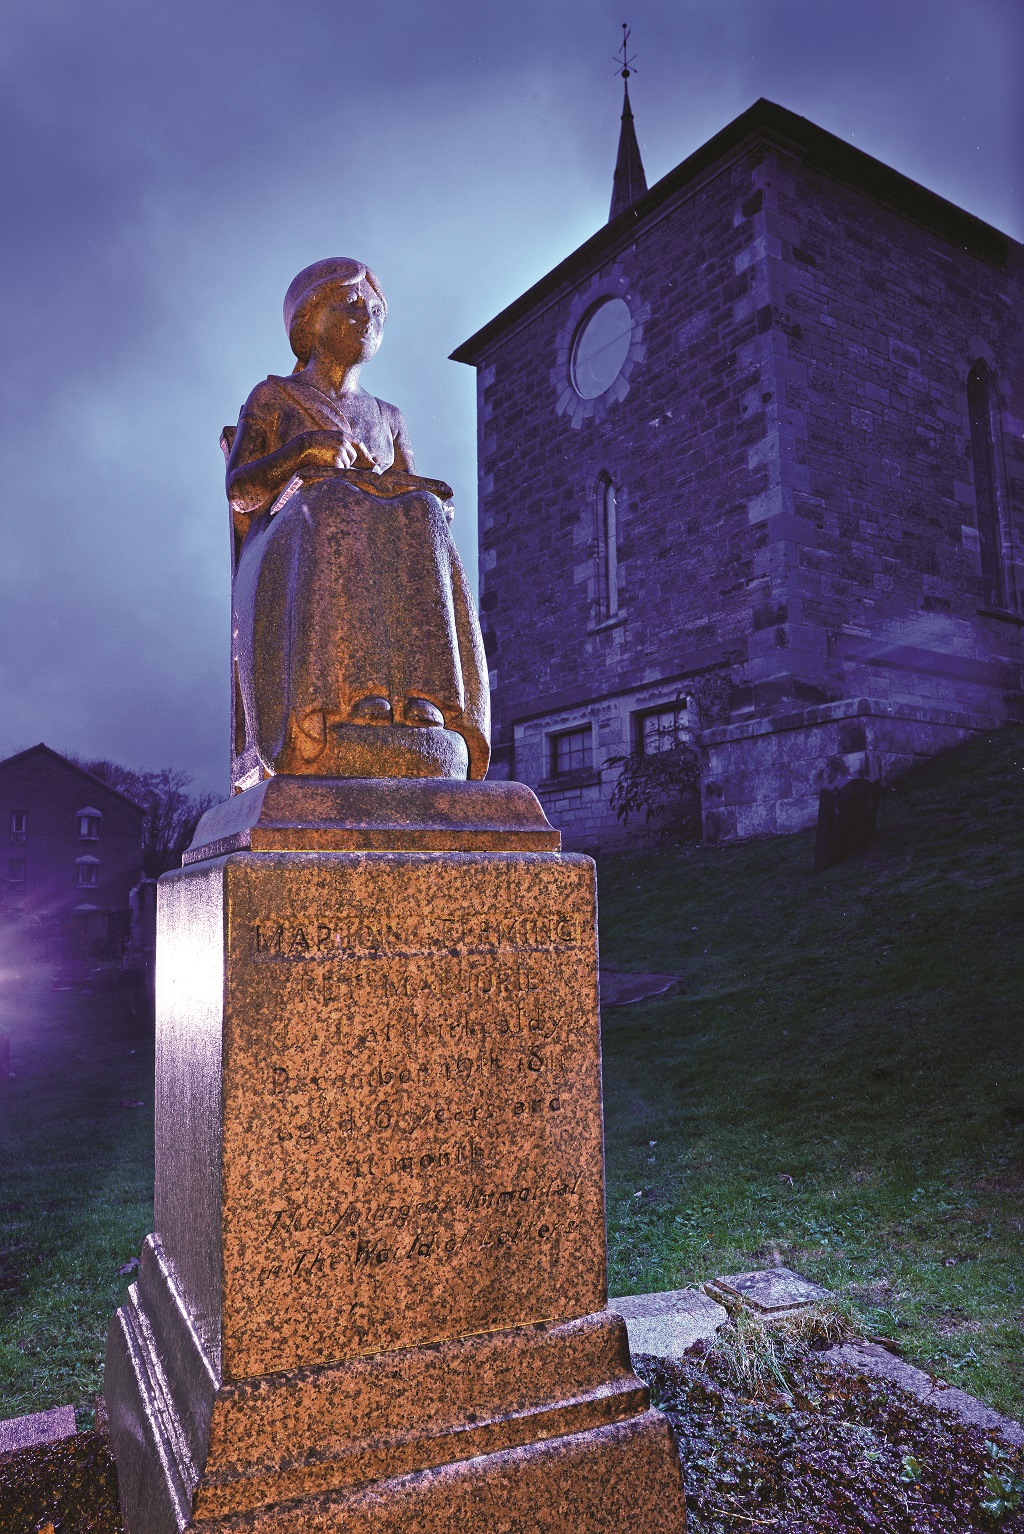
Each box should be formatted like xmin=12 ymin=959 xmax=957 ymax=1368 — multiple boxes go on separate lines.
xmin=615 ymin=22 xmax=637 ymax=80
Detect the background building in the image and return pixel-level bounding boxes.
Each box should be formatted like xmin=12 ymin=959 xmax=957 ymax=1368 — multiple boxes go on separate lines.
xmin=453 ymin=98 xmax=1024 ymax=848
xmin=0 ymin=744 xmax=144 ymax=919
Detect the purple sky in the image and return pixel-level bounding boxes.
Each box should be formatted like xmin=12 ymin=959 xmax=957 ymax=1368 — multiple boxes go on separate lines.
xmin=1 ymin=0 xmax=1021 ymax=794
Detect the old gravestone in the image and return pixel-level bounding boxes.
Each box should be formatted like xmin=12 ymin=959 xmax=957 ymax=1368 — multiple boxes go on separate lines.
xmin=813 ymin=773 xmax=880 ymax=872
xmin=103 ymin=259 xmax=685 ymax=1531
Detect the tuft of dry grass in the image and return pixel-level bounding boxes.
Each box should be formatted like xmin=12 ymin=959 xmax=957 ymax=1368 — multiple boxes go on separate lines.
xmin=705 ymin=1302 xmax=856 ymax=1399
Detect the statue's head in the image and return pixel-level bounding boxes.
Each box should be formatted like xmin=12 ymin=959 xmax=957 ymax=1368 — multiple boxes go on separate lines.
xmin=284 ymin=258 xmax=388 ymax=368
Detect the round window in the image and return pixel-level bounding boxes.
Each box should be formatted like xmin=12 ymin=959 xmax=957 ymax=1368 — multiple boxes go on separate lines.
xmin=570 ymin=297 xmax=633 ymax=399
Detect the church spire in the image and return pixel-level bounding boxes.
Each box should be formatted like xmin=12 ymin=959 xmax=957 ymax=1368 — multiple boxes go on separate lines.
xmin=609 ymin=25 xmax=647 ymax=222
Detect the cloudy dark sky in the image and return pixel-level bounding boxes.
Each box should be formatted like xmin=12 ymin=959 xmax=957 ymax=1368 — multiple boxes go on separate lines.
xmin=1 ymin=0 xmax=1021 ymax=793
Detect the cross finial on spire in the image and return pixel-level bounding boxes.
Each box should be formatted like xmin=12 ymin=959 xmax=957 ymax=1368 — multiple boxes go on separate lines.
xmin=609 ymin=24 xmax=647 ymax=222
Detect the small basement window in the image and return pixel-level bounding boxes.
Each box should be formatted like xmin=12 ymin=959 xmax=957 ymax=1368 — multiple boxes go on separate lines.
xmin=8 ymin=857 xmax=26 ymax=887
xmin=637 ymin=704 xmax=690 ymax=755
xmin=10 ymin=810 xmax=27 ymax=845
xmin=550 ymin=727 xmax=592 ymax=777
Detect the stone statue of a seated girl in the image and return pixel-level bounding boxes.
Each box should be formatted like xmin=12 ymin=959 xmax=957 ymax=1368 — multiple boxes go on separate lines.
xmin=223 ymin=257 xmax=489 ymax=787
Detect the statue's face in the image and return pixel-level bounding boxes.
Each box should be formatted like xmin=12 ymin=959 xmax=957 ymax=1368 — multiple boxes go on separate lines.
xmin=312 ymin=278 xmax=386 ymax=367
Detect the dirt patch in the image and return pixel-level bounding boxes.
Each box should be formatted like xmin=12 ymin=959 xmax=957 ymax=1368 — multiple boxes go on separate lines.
xmin=0 ymin=1431 xmax=121 ymax=1533
xmin=935 ymin=1317 xmax=992 ymax=1338
xmin=974 ymin=1170 xmax=1024 ymax=1196
xmin=636 ymin=1340 xmax=1024 ymax=1532
xmin=849 ymin=1278 xmax=896 ymax=1305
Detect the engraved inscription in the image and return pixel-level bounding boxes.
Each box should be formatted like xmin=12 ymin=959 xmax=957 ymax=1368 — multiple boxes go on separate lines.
xmin=222 ymin=858 xmax=603 ymax=1372
xmin=248 ymin=932 xmax=593 ymax=1309
xmin=255 ymin=1173 xmax=587 ymax=1295
xmin=251 ymin=909 xmax=583 ymax=960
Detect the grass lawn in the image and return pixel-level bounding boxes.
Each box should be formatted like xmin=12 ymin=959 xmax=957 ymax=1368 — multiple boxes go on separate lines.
xmin=598 ymin=723 xmax=1024 ymax=1421
xmin=0 ymin=724 xmax=1021 ymax=1434
xmin=0 ymin=982 xmax=154 ymax=1421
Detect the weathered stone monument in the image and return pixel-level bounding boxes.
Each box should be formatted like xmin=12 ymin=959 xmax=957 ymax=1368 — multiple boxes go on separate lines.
xmin=813 ymin=773 xmax=880 ymax=872
xmin=104 ymin=258 xmax=686 ymax=1529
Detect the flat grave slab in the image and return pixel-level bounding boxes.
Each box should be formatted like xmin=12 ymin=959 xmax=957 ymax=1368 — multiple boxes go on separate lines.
xmin=599 ymin=971 xmax=683 ymax=1008
xmin=827 ymin=1340 xmax=1024 ymax=1447
xmin=705 ymin=1266 xmax=833 ymax=1315
xmin=609 ymin=1288 xmax=728 ymax=1360
xmin=0 ymin=1404 xmax=76 ymax=1456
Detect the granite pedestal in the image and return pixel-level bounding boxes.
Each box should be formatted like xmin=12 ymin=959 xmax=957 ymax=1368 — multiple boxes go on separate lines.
xmin=104 ymin=779 xmax=686 ymax=1531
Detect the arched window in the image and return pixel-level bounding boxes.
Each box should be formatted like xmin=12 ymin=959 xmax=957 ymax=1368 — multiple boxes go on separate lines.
xmin=967 ymin=361 xmax=1006 ymax=609
xmin=595 ymin=472 xmax=618 ymax=621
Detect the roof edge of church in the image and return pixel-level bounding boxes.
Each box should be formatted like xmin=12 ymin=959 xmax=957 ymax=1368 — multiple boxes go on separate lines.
xmin=451 ymin=96 xmax=1019 ymax=366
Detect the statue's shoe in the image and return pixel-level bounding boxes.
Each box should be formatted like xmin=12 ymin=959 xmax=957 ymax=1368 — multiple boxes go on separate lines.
xmin=403 ymin=697 xmax=445 ymax=727
xmin=293 ymin=708 xmax=328 ymax=762
xmin=349 ymin=696 xmax=393 ymax=724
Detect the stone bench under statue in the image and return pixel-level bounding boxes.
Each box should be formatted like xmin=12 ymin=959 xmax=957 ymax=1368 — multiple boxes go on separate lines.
xmin=103 ymin=257 xmax=686 ymax=1532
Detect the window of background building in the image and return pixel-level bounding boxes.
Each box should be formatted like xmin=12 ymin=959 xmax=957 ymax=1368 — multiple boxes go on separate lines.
xmin=636 ymin=704 xmax=690 ymax=755
xmin=10 ymin=810 xmax=26 ymax=844
xmin=550 ymin=726 xmax=592 ymax=777
xmin=595 ymin=472 xmax=618 ymax=621
xmin=77 ymin=808 xmax=102 ymax=840
xmin=967 ymin=360 xmax=1007 ymax=610
xmin=8 ymin=857 xmax=26 ymax=888
xmin=76 ymin=856 xmax=99 ymax=887
xmin=571 ymin=298 xmax=633 ymax=399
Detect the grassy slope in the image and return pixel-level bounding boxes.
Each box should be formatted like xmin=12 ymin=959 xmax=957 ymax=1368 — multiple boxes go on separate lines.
xmin=598 ymin=723 xmax=1024 ymax=1419
xmin=0 ymin=986 xmax=153 ymax=1420
xmin=0 ymin=727 xmax=1020 ymax=1426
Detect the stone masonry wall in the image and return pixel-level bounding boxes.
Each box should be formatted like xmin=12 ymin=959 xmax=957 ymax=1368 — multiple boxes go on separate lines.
xmin=470 ymin=118 xmax=1023 ymax=849
xmin=511 ymin=681 xmax=699 ymax=853
xmin=700 ymin=697 xmax=987 ymax=843
xmin=745 ymin=143 xmax=1024 ymax=723
xmin=476 ymin=142 xmax=777 ymax=776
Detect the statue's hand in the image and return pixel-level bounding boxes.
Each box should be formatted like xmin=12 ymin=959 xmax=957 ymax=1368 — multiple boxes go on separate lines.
xmin=296 ymin=430 xmax=377 ymax=473
xmin=333 ymin=438 xmax=377 ymax=471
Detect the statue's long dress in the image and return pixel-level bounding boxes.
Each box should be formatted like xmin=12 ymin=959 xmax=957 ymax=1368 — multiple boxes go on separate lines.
xmin=230 ymin=375 xmax=489 ymax=782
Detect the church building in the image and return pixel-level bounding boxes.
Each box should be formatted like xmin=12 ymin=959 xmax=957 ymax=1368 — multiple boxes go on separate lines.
xmin=452 ymin=95 xmax=1024 ymax=847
